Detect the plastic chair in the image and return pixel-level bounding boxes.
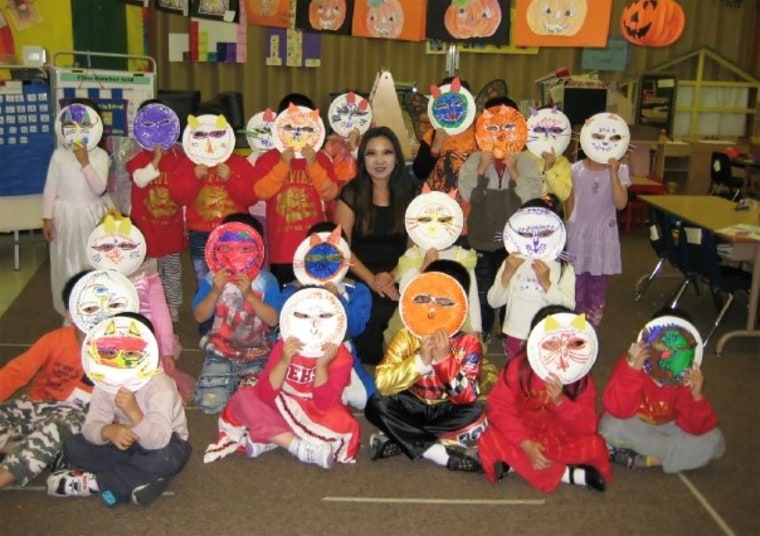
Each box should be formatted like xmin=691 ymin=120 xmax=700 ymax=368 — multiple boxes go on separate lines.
xmin=709 ymin=152 xmax=744 ymax=201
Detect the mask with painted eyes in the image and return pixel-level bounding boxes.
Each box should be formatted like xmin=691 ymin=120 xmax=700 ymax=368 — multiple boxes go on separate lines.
xmin=638 ymin=316 xmax=703 ymax=387
xmin=579 ymin=112 xmax=630 ymax=164
xmin=399 ymin=272 xmax=468 ymax=338
xmin=205 ymin=222 xmax=265 ymax=279
xmin=272 ymin=103 xmax=326 ymax=157
xmin=475 ymin=105 xmax=528 ymax=159
xmin=527 ymin=312 xmax=598 ymax=385
xmin=133 ymin=103 xmax=180 ymax=151
xmin=328 ymin=91 xmax=373 ymax=138
xmin=82 ymin=315 xmax=160 ymax=394
xmin=427 ymin=77 xmax=476 ymax=136
xmin=525 ymin=107 xmax=571 ymax=158
xmin=182 ymin=113 xmax=236 ymax=166
xmin=87 ymin=214 xmax=147 ymax=276
xmin=279 ymin=287 xmax=347 ymax=357
xmin=405 ymin=189 xmax=464 ymax=251
xmin=245 ymin=108 xmax=277 ymax=154
xmin=56 ymin=103 xmax=103 ymax=151
xmin=503 ymin=206 xmax=566 ymax=261
xmin=69 ymin=269 xmax=141 ymax=334
xmin=293 ymin=226 xmax=351 ymax=286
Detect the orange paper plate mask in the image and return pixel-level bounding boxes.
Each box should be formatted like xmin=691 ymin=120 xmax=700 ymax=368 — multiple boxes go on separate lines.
xmin=399 ymin=272 xmax=468 ymax=338
xmin=475 ymin=104 xmax=527 ymax=158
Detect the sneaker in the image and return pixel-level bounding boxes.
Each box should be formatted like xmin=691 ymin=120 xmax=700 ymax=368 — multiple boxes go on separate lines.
xmin=445 ymin=448 xmax=483 ymax=473
xmin=609 ymin=446 xmax=638 ymax=470
xmin=493 ymin=461 xmax=511 ymax=481
xmin=46 ymin=470 xmax=97 ymax=498
xmin=295 ymin=440 xmax=334 ymax=469
xmin=571 ymin=464 xmax=606 ymax=492
xmin=131 ymin=478 xmax=169 ymax=506
xmin=47 ymin=451 xmax=71 ymax=473
xmin=369 ymin=432 xmax=403 ymax=461
xmin=244 ymin=440 xmax=276 ymax=459
xmin=203 ymin=430 xmax=248 ymax=464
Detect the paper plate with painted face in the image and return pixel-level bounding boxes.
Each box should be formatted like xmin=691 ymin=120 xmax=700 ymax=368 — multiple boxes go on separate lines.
xmin=293 ymin=226 xmax=352 ymax=286
xmin=82 ymin=315 xmax=160 ymax=394
xmin=133 ymin=102 xmax=181 ymax=150
xmin=205 ymin=222 xmax=265 ymax=280
xmin=638 ymin=316 xmax=703 ymax=387
xmin=87 ymin=214 xmax=147 ymax=276
xmin=400 ymin=272 xmax=468 ymax=338
xmin=475 ymin=105 xmax=527 ymax=159
xmin=405 ymin=189 xmax=464 ymax=251
xmin=328 ymin=91 xmax=373 ymax=138
xmin=272 ymin=103 xmax=326 ymax=157
xmin=55 ymin=103 xmax=103 ymax=152
xmin=427 ymin=78 xmax=476 ymax=136
xmin=579 ymin=112 xmax=630 ymax=164
xmin=527 ymin=312 xmax=598 ymax=385
xmin=182 ymin=113 xmax=236 ymax=166
xmin=503 ymin=206 xmax=566 ymax=261
xmin=279 ymin=287 xmax=347 ymax=358
xmin=69 ymin=269 xmax=141 ymax=334
xmin=245 ymin=108 xmax=277 ymax=154
xmin=526 ymin=107 xmax=572 ymax=158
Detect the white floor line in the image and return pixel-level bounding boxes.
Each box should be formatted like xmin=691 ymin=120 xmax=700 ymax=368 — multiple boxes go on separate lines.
xmin=678 ymin=473 xmax=735 ymax=536
xmin=5 ymin=486 xmax=175 ymax=496
xmin=322 ymin=496 xmax=545 ymax=505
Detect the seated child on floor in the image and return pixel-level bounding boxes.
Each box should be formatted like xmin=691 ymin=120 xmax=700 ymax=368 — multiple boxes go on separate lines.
xmin=477 ymin=305 xmax=611 ymax=492
xmin=0 ymin=271 xmax=93 ymax=491
xmin=47 ymin=312 xmax=191 ymax=506
xmin=600 ymin=308 xmax=725 ymax=472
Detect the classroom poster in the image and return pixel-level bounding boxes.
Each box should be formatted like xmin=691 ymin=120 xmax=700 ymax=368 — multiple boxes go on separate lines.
xmin=294 ymin=0 xmax=355 ymax=35
xmin=190 ymin=0 xmax=240 ymax=23
xmin=457 ymin=9 xmax=536 ymax=54
xmin=245 ymin=0 xmax=291 ymax=28
xmin=425 ymin=0 xmax=509 ymax=45
xmin=514 ymin=0 xmax=612 ymax=48
xmin=351 ymin=0 xmax=426 ymax=42
xmin=581 ymin=36 xmax=630 ymax=72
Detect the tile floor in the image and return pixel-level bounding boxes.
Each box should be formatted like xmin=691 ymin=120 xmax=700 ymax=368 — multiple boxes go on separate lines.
xmin=0 ymin=230 xmax=48 ymax=316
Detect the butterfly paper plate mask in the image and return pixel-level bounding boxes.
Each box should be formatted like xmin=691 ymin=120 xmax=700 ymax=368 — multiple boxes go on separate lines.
xmin=82 ymin=315 xmax=160 ymax=394
xmin=427 ymin=77 xmax=476 ymax=136
xmin=527 ymin=312 xmax=598 ymax=385
xmin=182 ymin=113 xmax=236 ymax=167
xmin=245 ymin=108 xmax=277 ymax=154
xmin=87 ymin=213 xmax=147 ymax=276
xmin=272 ymin=103 xmax=326 ymax=157
xmin=526 ymin=107 xmax=572 ymax=158
xmin=293 ymin=226 xmax=352 ymax=286
xmin=503 ymin=206 xmax=566 ymax=261
xmin=55 ymin=103 xmax=103 ymax=152
xmin=579 ymin=112 xmax=630 ymax=164
xmin=475 ymin=104 xmax=528 ymax=159
xmin=405 ymin=188 xmax=464 ymax=251
xmin=328 ymin=91 xmax=373 ymax=138
xmin=205 ymin=222 xmax=265 ymax=280
xmin=69 ymin=269 xmax=141 ymax=334
xmin=399 ymin=272 xmax=468 ymax=338
xmin=279 ymin=287 xmax=347 ymax=358
xmin=638 ymin=316 xmax=703 ymax=387
xmin=133 ymin=102 xmax=181 ymax=151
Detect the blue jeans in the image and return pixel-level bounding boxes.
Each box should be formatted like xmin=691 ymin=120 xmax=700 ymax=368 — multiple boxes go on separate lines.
xmin=189 ymin=230 xmax=213 ymax=336
xmin=193 ymin=350 xmax=267 ymax=414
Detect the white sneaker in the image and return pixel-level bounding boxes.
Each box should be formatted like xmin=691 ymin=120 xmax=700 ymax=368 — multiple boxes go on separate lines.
xmin=244 ymin=440 xmax=276 ymax=459
xmin=295 ymin=440 xmax=334 ymax=469
xmin=46 ymin=470 xmax=96 ymax=497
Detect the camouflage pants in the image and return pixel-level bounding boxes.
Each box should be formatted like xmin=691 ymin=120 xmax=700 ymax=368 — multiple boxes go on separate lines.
xmin=0 ymin=395 xmax=86 ymax=486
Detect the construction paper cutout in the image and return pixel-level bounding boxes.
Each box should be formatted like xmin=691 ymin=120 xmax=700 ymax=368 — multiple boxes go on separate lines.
xmin=294 ymin=0 xmax=354 ymax=34
xmin=427 ymin=80 xmax=476 ymax=136
xmin=279 ymin=287 xmax=347 ymax=357
xmin=515 ymin=0 xmax=612 ymax=48
xmin=525 ymin=107 xmax=572 ymax=158
xmin=55 ymin=103 xmax=103 ymax=152
xmin=579 ymin=112 xmax=630 ymax=164
xmin=133 ymin=103 xmax=181 ymax=150
xmin=272 ymin=104 xmax=326 ymax=157
xmin=399 ymin=272 xmax=468 ymax=338
xmin=638 ymin=316 xmax=703 ymax=387
xmin=182 ymin=113 xmax=236 ymax=166
xmin=245 ymin=108 xmax=277 ymax=154
xmin=527 ymin=312 xmax=598 ymax=384
xmin=87 ymin=214 xmax=147 ymax=276
xmin=205 ymin=221 xmax=265 ymax=279
xmin=405 ymin=189 xmax=464 ymax=251
xmin=474 ymin=104 xmax=527 ymax=157
xmin=245 ymin=0 xmax=290 ymax=28
xmin=503 ymin=206 xmax=566 ymax=261
xmin=69 ymin=270 xmax=141 ymax=334
xmin=328 ymin=91 xmax=373 ymax=138
xmin=351 ymin=0 xmax=426 ymax=41
xmin=292 ymin=229 xmax=352 ymax=286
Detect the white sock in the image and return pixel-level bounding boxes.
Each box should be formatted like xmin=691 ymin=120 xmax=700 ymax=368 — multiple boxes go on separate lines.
xmin=287 ymin=438 xmax=302 ymax=456
xmin=561 ymin=466 xmax=587 ymax=486
xmin=422 ymin=443 xmax=449 ymax=466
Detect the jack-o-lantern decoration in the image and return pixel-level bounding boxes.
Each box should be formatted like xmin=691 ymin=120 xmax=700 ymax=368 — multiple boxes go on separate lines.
xmin=475 ymin=105 xmax=528 ymax=159
xmin=365 ymin=0 xmax=404 ymax=38
xmin=621 ymin=0 xmax=685 ymax=47
xmin=444 ymin=0 xmax=502 ymax=39
xmin=400 ymin=272 xmax=468 ymax=338
xmin=526 ymin=0 xmax=588 ymax=36
xmin=309 ymin=0 xmax=347 ymax=30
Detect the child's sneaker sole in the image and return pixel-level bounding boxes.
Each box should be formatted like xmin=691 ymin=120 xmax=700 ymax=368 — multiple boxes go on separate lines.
xmin=131 ymin=478 xmax=169 ymax=506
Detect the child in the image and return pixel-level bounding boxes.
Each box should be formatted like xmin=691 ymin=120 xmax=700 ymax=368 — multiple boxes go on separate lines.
xmin=192 ymin=214 xmax=281 ymax=414
xmin=47 ymin=313 xmax=191 ymax=506
xmin=477 ymin=305 xmax=611 ymax=493
xmin=600 ymin=310 xmax=725 ymax=472
xmin=0 ymin=271 xmax=93 ymax=491
xmin=42 ymin=99 xmax=111 ymax=316
xmin=487 ymin=196 xmax=575 ymax=360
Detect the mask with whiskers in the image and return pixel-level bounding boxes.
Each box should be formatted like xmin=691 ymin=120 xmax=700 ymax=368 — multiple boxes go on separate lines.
xmin=405 ymin=188 xmax=464 ymax=251
xmin=292 ymin=226 xmax=352 ymax=286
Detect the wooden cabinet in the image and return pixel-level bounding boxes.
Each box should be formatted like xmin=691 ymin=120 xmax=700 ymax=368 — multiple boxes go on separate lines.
xmin=653 ymin=141 xmax=692 ymax=192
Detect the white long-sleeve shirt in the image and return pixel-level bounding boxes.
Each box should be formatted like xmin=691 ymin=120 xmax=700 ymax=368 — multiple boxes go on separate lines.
xmin=42 ymin=147 xmax=110 ymax=219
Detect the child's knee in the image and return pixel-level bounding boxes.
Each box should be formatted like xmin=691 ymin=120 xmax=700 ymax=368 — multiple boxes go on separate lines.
xmin=193 ymin=380 xmax=232 ymax=415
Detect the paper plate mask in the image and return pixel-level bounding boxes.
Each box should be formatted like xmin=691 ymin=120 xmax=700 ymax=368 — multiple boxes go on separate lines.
xmin=87 ymin=214 xmax=147 ymax=276
xmin=293 ymin=226 xmax=352 ymax=286
xmin=205 ymin=222 xmax=265 ymax=279
xmin=638 ymin=316 xmax=703 ymax=387
xmin=399 ymin=272 xmax=468 ymax=338
xmin=526 ymin=107 xmax=572 ymax=158
xmin=133 ymin=102 xmax=181 ymax=150
xmin=527 ymin=312 xmax=598 ymax=385
xmin=503 ymin=206 xmax=566 ymax=261
xmin=579 ymin=112 xmax=630 ymax=164
xmin=328 ymin=91 xmax=373 ymax=138
xmin=55 ymin=103 xmax=103 ymax=152
xmin=427 ymin=78 xmax=476 ymax=136
xmin=279 ymin=287 xmax=347 ymax=357
xmin=82 ymin=315 xmax=160 ymax=394
xmin=475 ymin=105 xmax=527 ymax=158
xmin=69 ymin=270 xmax=141 ymax=334
xmin=272 ymin=103 xmax=326 ymax=157
xmin=182 ymin=113 xmax=236 ymax=166
xmin=245 ymin=108 xmax=277 ymax=154
xmin=405 ymin=189 xmax=464 ymax=251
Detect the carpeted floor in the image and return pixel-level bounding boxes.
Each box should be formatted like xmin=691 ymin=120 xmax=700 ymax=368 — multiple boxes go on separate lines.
xmin=0 ymin=230 xmax=758 ymax=536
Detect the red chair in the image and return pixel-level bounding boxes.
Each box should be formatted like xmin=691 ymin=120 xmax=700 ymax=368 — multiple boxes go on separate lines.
xmin=620 ymin=174 xmax=667 ymax=234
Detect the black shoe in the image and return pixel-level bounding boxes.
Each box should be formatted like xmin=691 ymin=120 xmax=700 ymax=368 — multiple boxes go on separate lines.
xmin=47 ymin=451 xmax=71 ymax=473
xmin=493 ymin=461 xmax=510 ymax=481
xmin=446 ymin=449 xmax=483 ymax=473
xmin=131 ymin=478 xmax=169 ymax=506
xmin=609 ymin=446 xmax=638 ymax=470
xmin=369 ymin=432 xmax=403 ymax=461
xmin=570 ymin=464 xmax=606 ymax=492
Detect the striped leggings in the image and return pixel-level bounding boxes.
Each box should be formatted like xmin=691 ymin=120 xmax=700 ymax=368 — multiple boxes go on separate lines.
xmin=157 ymin=253 xmax=183 ymax=319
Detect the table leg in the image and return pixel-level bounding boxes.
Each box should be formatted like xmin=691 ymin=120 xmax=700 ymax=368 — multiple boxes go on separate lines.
xmin=715 ymin=243 xmax=760 ymax=354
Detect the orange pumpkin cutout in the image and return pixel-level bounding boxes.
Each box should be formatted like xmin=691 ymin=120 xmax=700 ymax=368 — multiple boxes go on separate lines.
xmin=364 ymin=0 xmax=405 ymax=38
xmin=475 ymin=105 xmax=528 ymax=158
xmin=399 ymin=272 xmax=468 ymax=338
xmin=309 ymin=0 xmax=347 ymax=31
xmin=621 ymin=0 xmax=685 ymax=47
xmin=526 ymin=0 xmax=588 ymax=36
xmin=444 ymin=0 xmax=502 ymax=39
